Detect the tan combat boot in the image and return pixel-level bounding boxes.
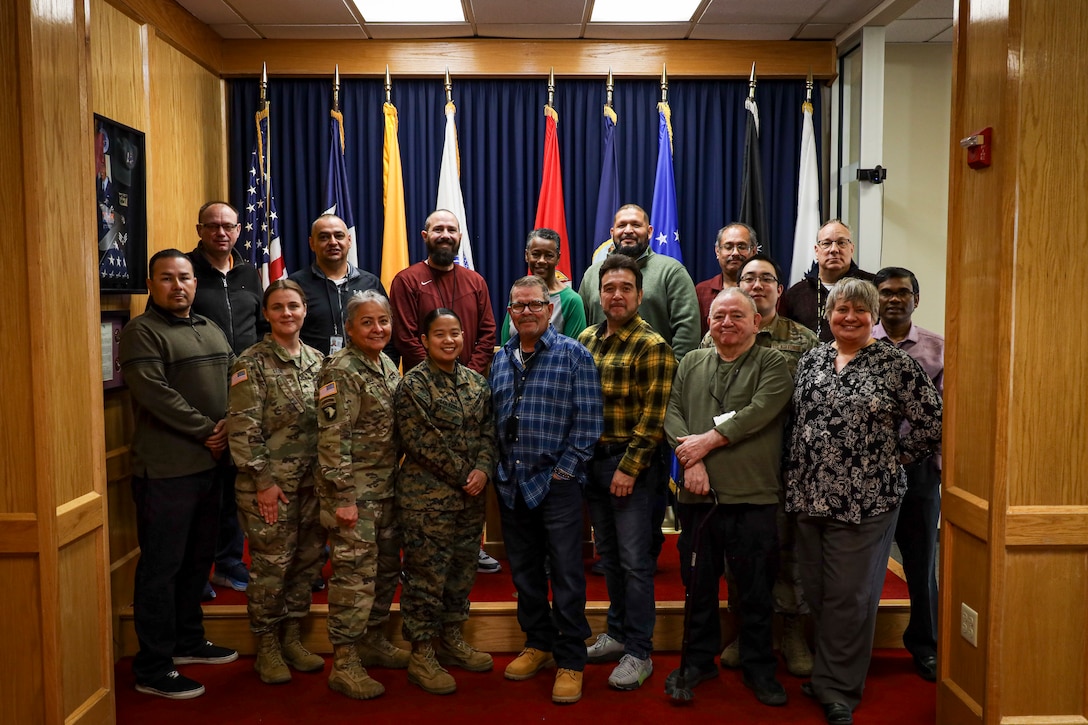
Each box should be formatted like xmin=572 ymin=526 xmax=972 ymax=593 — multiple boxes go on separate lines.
xmin=780 ymin=614 xmax=814 ymax=677
xmin=281 ymin=619 xmax=325 ymax=672
xmin=357 ymin=628 xmax=410 ymax=669
xmin=435 ymin=623 xmax=493 ymax=672
xmin=407 ymin=642 xmax=457 ymax=695
xmin=720 ymin=638 xmax=741 ymax=668
xmin=328 ymin=643 xmax=385 ymax=700
xmin=552 ymin=668 xmax=583 ymax=704
xmin=254 ymin=630 xmax=291 ymax=684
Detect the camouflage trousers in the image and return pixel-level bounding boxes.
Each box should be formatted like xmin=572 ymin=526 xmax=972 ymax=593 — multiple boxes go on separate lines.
xmin=322 ymin=497 xmax=401 ymax=645
xmin=399 ymin=502 xmax=484 ymax=642
xmin=725 ymin=500 xmax=807 ymax=615
xmin=236 ymin=485 xmax=325 ymax=634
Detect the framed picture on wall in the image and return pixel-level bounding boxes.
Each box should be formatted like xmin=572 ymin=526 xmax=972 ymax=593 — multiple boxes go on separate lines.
xmin=94 ymin=114 xmax=148 ymax=294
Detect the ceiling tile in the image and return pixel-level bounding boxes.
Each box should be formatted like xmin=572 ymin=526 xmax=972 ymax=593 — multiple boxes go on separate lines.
xmin=229 ymin=0 xmax=357 ymax=25
xmin=699 ymin=0 xmax=823 ymax=24
xmin=928 ymin=25 xmax=954 ymax=42
xmin=255 ymin=24 xmax=368 ymax=39
xmin=174 ymin=0 xmax=244 ymax=24
xmin=900 ymin=0 xmax=953 ymax=20
xmin=365 ymin=23 xmax=475 ymax=39
xmin=475 ymin=23 xmax=584 ymax=39
xmin=811 ymin=0 xmax=885 ymax=24
xmin=885 ymin=18 xmax=953 ymax=43
xmin=583 ymin=23 xmax=689 ymax=39
xmin=210 ymin=23 xmax=262 ymax=39
xmin=468 ymin=0 xmax=586 ymax=25
xmin=794 ymin=22 xmax=849 ymax=39
xmin=690 ymin=23 xmax=799 ymax=40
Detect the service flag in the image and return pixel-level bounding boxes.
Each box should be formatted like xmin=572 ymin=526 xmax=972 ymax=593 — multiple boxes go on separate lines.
xmin=739 ymin=93 xmax=768 ymax=251
xmin=533 ymin=105 xmax=572 ymax=280
xmin=380 ymin=102 xmax=409 ymax=291
xmin=436 ymin=101 xmax=474 ymax=270
xmin=242 ymin=105 xmax=284 ymax=287
xmin=591 ymin=105 xmax=620 ymax=265
xmin=323 ymin=107 xmax=358 ymax=268
xmin=650 ymin=102 xmax=682 ymax=262
xmin=790 ymin=98 xmax=820 ymax=285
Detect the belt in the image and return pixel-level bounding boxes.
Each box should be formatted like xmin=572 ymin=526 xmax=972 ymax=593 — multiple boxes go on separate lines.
xmin=593 ymin=441 xmax=628 ymax=458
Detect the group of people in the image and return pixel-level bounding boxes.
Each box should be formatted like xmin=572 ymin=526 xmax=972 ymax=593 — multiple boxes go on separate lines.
xmin=119 ymin=200 xmax=943 ymax=725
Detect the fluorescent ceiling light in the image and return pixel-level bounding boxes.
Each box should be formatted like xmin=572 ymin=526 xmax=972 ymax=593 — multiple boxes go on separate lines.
xmin=590 ymin=0 xmax=702 ymax=23
xmin=353 ymin=0 xmax=465 ymax=23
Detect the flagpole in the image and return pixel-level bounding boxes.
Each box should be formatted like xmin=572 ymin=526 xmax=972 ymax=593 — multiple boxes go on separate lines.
xmin=385 ymin=64 xmax=391 ymax=103
xmin=606 ymin=67 xmax=614 ymax=108
xmin=749 ymin=61 xmax=757 ymax=100
xmin=261 ymin=62 xmax=271 ymax=273
xmin=444 ymin=67 xmax=452 ymax=104
xmin=660 ymin=62 xmax=668 ymax=103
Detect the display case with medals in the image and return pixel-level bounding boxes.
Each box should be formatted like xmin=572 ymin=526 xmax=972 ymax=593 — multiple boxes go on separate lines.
xmin=94 ymin=114 xmax=147 ymax=294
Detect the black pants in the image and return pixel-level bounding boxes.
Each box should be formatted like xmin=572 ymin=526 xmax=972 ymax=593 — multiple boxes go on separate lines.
xmin=677 ymin=501 xmax=779 ymax=685
xmin=896 ymin=458 xmax=940 ymax=660
xmin=131 ymin=470 xmax=220 ymax=683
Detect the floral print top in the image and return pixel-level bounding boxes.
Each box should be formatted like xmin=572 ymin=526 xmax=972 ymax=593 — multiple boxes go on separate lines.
xmin=784 ymin=341 xmax=942 ymax=524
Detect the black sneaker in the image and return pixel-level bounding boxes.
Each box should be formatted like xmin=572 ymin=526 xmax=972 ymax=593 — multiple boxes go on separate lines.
xmin=135 ymin=670 xmax=205 ymax=699
xmin=173 ymin=640 xmax=239 ymax=665
xmin=742 ymin=675 xmax=788 ymax=706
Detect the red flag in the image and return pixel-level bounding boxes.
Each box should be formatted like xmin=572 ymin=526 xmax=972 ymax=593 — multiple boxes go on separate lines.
xmin=533 ymin=105 xmax=572 ymax=281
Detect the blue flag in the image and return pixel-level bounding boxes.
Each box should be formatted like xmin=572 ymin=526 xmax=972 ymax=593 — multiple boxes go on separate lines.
xmin=323 ymin=109 xmax=357 ymax=268
xmin=592 ymin=105 xmax=620 ymax=263
xmin=242 ymin=106 xmax=283 ymax=287
xmin=650 ymin=102 xmax=682 ymax=262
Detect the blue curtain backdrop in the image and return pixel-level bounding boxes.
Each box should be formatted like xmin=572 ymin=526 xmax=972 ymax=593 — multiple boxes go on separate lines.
xmin=228 ymin=78 xmax=821 ymax=317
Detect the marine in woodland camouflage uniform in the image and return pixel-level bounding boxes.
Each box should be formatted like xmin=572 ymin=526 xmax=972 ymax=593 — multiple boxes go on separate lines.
xmin=394 ymin=358 xmax=497 ymax=642
xmin=316 ymin=344 xmax=401 ymax=646
xmin=228 ymin=335 xmax=325 ymax=634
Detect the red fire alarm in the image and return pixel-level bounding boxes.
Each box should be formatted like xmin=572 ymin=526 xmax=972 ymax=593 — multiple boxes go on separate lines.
xmin=960 ymin=127 xmax=992 ymax=169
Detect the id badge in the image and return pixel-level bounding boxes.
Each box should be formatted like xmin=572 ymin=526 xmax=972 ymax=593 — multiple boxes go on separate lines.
xmin=329 ymin=335 xmax=344 ymax=354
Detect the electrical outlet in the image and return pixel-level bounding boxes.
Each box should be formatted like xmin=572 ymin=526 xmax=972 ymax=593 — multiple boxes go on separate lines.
xmin=960 ymin=603 xmax=978 ymax=647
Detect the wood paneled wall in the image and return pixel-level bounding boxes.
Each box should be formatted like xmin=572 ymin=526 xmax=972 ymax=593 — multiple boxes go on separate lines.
xmin=940 ymin=0 xmax=1088 ymax=722
xmin=90 ymin=0 xmax=228 ymax=664
xmin=1 ymin=0 xmax=114 ymax=722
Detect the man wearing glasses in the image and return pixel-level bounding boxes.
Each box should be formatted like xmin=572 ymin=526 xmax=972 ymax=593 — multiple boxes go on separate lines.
xmin=780 ymin=219 xmax=875 ymax=342
xmin=188 ymin=201 xmax=266 ymax=596
xmin=695 ymin=223 xmax=758 ymax=336
xmin=490 ymin=276 xmax=603 ymax=704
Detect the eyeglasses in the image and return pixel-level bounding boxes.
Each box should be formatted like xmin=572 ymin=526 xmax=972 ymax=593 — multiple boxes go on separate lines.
xmin=879 ymin=288 xmax=916 ymax=300
xmin=200 ymin=223 xmax=240 ymax=232
xmin=739 ymin=273 xmax=778 ymax=286
xmin=509 ymin=300 xmax=548 ymax=313
xmin=718 ymin=243 xmax=751 ymax=253
xmin=816 ymin=238 xmax=852 ymax=250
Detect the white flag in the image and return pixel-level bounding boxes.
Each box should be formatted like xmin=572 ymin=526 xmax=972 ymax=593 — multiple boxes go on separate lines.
xmin=436 ymin=101 xmax=474 ymax=271
xmin=791 ymin=100 xmax=820 ymax=285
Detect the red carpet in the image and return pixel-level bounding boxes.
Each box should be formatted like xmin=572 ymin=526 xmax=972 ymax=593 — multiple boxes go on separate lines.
xmin=205 ymin=535 xmax=909 ymax=607
xmin=115 ymin=650 xmax=934 ymax=724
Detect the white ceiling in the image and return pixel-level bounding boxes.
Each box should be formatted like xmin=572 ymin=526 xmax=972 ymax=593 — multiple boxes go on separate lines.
xmin=175 ymin=0 xmax=953 ymax=44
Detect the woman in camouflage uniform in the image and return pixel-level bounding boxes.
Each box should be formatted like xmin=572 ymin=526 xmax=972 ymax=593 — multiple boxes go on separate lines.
xmin=394 ymin=308 xmax=498 ymax=695
xmin=227 ymin=279 xmax=327 ymax=684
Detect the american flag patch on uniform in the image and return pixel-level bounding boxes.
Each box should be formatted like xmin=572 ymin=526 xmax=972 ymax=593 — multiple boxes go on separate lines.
xmin=230 ymin=369 xmax=248 ymax=386
xmin=318 ymin=382 xmax=338 ymax=399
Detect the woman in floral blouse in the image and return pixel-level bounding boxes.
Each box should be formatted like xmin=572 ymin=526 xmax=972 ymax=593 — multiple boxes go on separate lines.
xmin=784 ymin=278 xmax=941 ymax=725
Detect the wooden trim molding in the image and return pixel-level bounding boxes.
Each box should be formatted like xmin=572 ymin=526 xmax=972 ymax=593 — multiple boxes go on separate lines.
xmin=56 ymin=492 xmax=105 ymax=548
xmin=0 ymin=514 xmax=38 ymax=553
xmin=943 ymin=486 xmax=989 ymax=542
xmin=219 ymin=39 xmax=836 ymax=79
xmin=101 ymin=0 xmax=222 ymax=73
xmin=1005 ymin=506 xmax=1088 ymax=547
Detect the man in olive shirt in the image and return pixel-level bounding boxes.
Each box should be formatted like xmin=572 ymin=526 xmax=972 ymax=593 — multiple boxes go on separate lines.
xmin=664 ymin=288 xmax=794 ymax=707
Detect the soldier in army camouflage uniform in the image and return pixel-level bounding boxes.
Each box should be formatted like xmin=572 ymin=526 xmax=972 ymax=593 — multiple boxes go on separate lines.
xmin=228 ymin=280 xmax=328 ymax=685
xmin=394 ymin=308 xmax=498 ymax=695
xmin=315 ymin=289 xmax=407 ymax=700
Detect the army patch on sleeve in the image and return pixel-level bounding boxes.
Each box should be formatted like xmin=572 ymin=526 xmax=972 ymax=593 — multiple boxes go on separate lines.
xmin=319 ymin=381 xmax=338 ymax=422
xmin=318 ymin=382 xmax=337 ymax=399
xmin=230 ymin=368 xmax=249 ymax=386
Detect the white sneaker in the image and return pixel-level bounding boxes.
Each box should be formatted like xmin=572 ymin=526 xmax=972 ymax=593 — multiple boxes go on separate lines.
xmin=477 ymin=549 xmax=502 ymax=573
xmin=586 ymin=632 xmax=625 ymax=663
xmin=608 ymin=654 xmax=653 ymax=690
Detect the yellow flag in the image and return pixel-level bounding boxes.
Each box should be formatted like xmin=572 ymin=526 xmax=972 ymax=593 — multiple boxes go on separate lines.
xmin=381 ymin=102 xmax=409 ymax=291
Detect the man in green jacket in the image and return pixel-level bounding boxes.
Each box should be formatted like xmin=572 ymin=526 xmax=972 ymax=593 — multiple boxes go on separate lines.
xmin=664 ymin=287 xmax=794 ymax=708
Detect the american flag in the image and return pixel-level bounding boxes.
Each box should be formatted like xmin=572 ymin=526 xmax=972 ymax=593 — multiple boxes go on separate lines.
xmin=242 ymin=105 xmax=284 ymax=287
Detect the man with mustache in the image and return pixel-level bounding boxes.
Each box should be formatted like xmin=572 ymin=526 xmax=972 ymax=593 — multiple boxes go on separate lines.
xmin=780 ymin=219 xmax=875 ymax=342
xmin=694 ymin=223 xmax=758 ymax=337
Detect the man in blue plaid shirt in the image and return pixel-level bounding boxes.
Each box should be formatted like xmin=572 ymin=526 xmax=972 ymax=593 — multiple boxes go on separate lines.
xmin=490 ymin=275 xmax=603 ymax=705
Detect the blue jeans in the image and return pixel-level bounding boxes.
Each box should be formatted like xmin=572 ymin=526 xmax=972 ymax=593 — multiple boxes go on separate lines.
xmin=499 ymin=478 xmax=591 ymax=670
xmin=585 ymin=449 xmax=660 ymax=660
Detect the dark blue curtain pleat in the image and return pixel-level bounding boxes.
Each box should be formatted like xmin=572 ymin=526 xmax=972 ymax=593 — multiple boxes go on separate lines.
xmin=229 ymin=77 xmax=820 ymax=317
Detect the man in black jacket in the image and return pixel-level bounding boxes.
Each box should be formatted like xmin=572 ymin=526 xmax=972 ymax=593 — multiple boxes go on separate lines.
xmin=187 ymin=201 xmax=265 ymax=595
